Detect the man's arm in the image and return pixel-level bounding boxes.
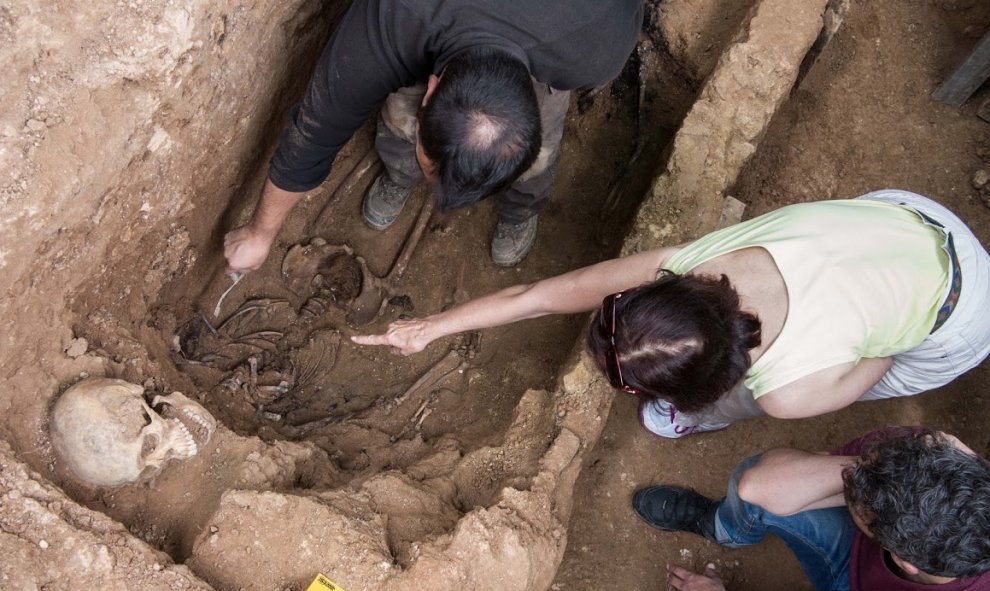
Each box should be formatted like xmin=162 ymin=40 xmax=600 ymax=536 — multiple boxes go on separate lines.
xmin=224 ymin=2 xmax=426 ymax=273
xmin=737 ymin=448 xmax=854 ymax=515
xmin=269 ymin=1 xmax=423 ymax=193
xmin=351 ymin=247 xmax=678 ymax=354
xmin=224 ymin=180 xmax=303 ymax=273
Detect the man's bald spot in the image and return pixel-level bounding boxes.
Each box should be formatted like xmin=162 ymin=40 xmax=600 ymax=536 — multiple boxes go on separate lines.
xmin=466 ymin=111 xmax=508 ymax=150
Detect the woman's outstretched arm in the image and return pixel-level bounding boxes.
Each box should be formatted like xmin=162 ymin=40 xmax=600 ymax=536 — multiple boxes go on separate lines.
xmin=351 ymin=247 xmax=677 ymax=355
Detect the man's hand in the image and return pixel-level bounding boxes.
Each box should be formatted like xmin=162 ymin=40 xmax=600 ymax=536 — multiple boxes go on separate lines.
xmin=223 ymin=179 xmax=304 ymax=274
xmin=667 ymin=564 xmax=726 ymax=591
xmin=224 ymin=224 xmax=277 ymax=274
xmin=351 ymin=318 xmax=436 ymax=355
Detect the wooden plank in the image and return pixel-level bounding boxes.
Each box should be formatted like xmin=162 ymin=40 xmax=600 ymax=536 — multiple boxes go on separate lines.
xmin=933 ymin=30 xmax=990 ymax=107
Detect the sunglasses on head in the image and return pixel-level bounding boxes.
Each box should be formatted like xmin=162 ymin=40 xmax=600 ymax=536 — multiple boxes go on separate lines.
xmin=600 ymin=292 xmax=639 ymax=394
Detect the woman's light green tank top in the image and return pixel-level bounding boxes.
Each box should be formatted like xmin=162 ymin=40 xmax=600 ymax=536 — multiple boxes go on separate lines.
xmin=662 ymin=199 xmax=948 ymax=398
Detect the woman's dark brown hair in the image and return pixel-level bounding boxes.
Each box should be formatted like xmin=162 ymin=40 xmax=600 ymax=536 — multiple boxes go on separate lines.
xmin=586 ymin=272 xmax=761 ymax=412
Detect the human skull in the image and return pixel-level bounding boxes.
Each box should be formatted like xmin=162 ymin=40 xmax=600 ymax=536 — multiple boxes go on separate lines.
xmin=50 ymin=377 xmax=217 ymax=486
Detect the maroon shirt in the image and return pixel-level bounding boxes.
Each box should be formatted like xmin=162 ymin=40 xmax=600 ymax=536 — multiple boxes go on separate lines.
xmin=849 ymin=535 xmax=990 ymax=591
xmin=834 ymin=430 xmax=990 ymax=591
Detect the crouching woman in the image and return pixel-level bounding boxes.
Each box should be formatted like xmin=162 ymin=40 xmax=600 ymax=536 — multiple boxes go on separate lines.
xmin=355 ymin=190 xmax=990 ymax=437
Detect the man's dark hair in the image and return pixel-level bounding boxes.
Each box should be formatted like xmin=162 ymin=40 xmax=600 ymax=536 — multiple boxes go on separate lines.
xmin=418 ymin=48 xmax=541 ymax=212
xmin=585 ymin=272 xmax=761 ymax=412
xmin=843 ymin=429 xmax=990 ymax=578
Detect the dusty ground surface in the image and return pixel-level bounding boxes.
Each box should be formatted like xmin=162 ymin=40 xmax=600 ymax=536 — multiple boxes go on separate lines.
xmin=553 ymin=2 xmax=990 ymax=590
xmin=3 ymin=0 xmax=990 ymax=589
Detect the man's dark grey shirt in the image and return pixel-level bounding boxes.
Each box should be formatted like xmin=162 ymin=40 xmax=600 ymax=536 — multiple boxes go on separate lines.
xmin=269 ymin=0 xmax=643 ymax=192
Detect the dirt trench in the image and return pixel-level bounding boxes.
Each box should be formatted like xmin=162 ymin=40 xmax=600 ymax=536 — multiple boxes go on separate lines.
xmin=3 ymin=0 xmax=990 ymax=590
xmin=0 ymin=0 xmax=693 ymax=587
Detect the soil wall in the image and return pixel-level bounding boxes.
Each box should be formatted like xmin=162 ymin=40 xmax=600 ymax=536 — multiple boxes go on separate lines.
xmin=1 ymin=0 xmax=343 ymax=456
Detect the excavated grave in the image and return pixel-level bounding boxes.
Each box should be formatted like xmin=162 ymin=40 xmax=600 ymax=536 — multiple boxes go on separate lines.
xmin=0 ymin=0 xmax=832 ymax=588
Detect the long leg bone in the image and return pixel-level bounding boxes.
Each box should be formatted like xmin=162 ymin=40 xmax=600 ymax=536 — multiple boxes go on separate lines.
xmin=311 ymin=149 xmax=383 ymax=232
xmin=347 ymin=196 xmax=436 ymax=326
xmin=273 ymin=349 xmax=463 ymax=438
xmin=392 ymin=349 xmax=462 ymax=408
xmin=388 ymin=196 xmax=436 ymax=282
xmin=394 ymin=398 xmax=433 ymax=440
xmin=415 ymin=406 xmax=433 ymax=430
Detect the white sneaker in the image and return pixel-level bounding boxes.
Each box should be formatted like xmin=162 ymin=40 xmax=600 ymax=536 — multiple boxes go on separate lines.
xmin=638 ymin=398 xmax=729 ymax=439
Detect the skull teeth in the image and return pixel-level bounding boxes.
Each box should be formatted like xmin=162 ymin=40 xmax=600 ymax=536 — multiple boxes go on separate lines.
xmin=181 ymin=407 xmax=214 ymax=433
xmin=152 ymin=395 xmax=216 ymax=447
xmin=177 ymin=422 xmax=199 ymax=457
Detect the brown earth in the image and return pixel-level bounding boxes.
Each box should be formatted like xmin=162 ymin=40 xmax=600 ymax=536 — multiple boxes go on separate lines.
xmin=554 ymin=1 xmax=990 ymax=590
xmin=2 ymin=0 xmax=989 ymax=590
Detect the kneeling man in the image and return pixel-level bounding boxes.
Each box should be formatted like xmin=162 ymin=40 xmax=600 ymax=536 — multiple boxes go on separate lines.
xmin=636 ymin=428 xmax=990 ymax=590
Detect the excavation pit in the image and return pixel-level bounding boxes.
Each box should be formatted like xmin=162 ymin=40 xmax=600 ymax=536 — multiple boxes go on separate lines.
xmin=3 ymin=1 xmax=990 ymax=590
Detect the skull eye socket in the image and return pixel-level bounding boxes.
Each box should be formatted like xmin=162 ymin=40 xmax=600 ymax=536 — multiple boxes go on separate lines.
xmin=141 ymin=433 xmax=160 ymax=457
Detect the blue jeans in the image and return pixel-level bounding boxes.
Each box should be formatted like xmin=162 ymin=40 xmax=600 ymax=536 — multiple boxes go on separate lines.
xmin=713 ymin=455 xmax=856 ymax=591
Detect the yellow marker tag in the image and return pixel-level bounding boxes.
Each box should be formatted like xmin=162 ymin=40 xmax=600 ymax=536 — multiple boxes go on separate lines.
xmin=307 ymin=573 xmax=347 ymax=591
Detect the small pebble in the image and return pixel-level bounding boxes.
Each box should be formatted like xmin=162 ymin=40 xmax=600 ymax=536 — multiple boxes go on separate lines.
xmin=38 ymin=540 xmax=49 ymax=549
xmin=971 ymin=169 xmax=989 ymax=189
xmin=64 ymin=337 xmax=88 ymax=358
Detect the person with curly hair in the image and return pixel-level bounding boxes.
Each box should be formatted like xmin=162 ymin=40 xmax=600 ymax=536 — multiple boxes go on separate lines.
xmin=634 ymin=428 xmax=990 ymax=591
xmin=354 ymin=190 xmax=990 ymax=437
